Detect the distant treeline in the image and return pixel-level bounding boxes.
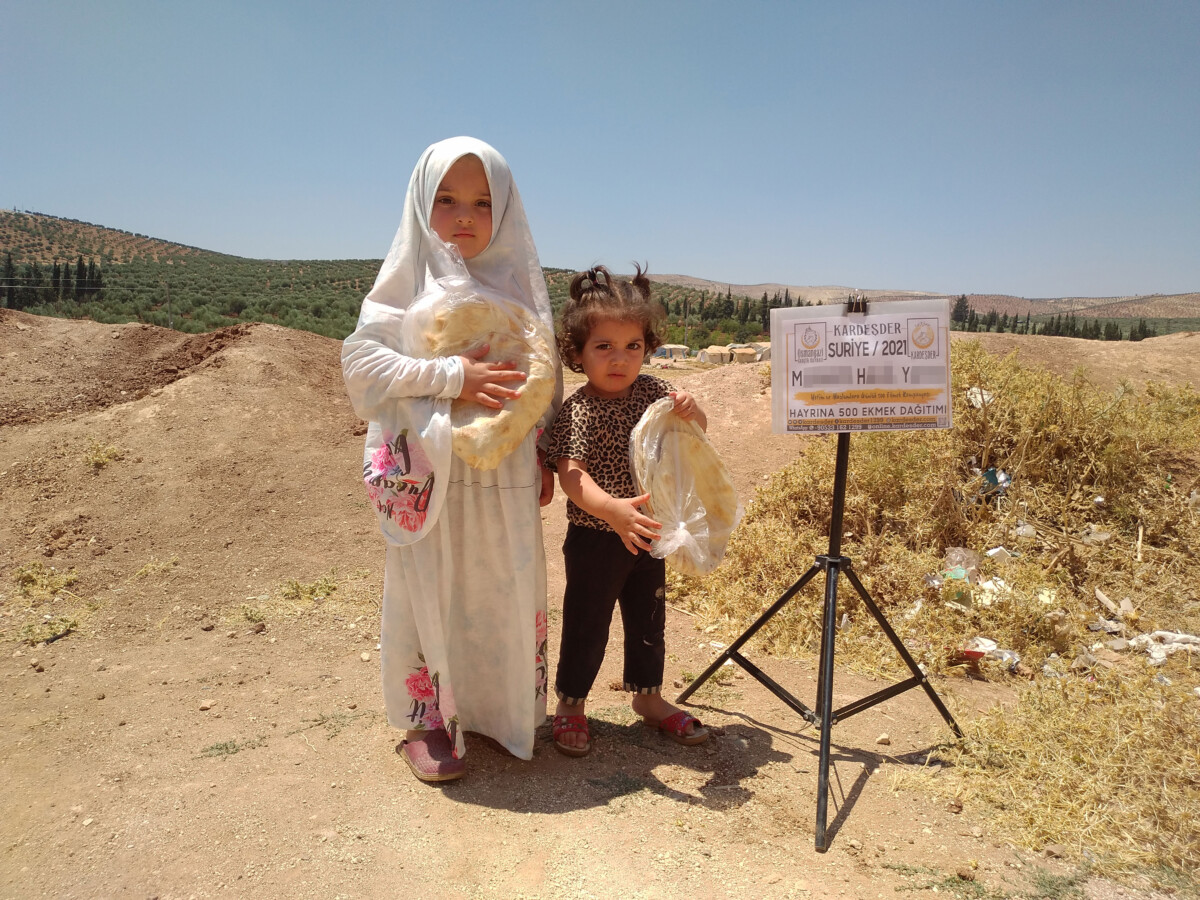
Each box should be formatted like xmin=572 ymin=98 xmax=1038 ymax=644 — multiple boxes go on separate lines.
xmin=950 ymin=295 xmax=1160 ymax=342
xmin=2 ymin=211 xmax=1189 ymax=347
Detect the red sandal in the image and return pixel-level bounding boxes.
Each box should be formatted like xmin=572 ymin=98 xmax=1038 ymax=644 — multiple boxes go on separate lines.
xmin=398 ymin=729 xmax=466 ymax=782
xmin=643 ymin=710 xmax=709 ymax=746
xmin=552 ymin=714 xmax=592 ymax=757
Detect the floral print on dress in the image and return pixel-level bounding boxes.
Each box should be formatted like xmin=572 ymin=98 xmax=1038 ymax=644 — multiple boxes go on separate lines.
xmin=403 ymin=665 xmax=444 ymax=730
xmin=534 ymin=609 xmax=548 ymax=701
xmin=364 ymin=429 xmax=435 ymax=533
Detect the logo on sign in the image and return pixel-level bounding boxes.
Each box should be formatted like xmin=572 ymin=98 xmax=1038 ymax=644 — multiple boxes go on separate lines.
xmin=794 ymin=322 xmax=826 ymax=362
xmin=907 ymin=318 xmax=939 ymax=359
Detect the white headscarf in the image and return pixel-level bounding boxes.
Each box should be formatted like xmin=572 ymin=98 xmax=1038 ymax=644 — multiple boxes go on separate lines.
xmin=343 ymin=137 xmax=558 ymax=546
xmin=365 ymin=136 xmax=552 ymax=329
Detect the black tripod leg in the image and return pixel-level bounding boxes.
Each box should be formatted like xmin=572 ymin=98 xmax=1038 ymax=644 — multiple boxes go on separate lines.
xmin=676 ymin=562 xmax=823 ymax=704
xmin=842 ymin=565 xmax=962 ymax=738
xmin=814 ymin=559 xmax=841 ymax=852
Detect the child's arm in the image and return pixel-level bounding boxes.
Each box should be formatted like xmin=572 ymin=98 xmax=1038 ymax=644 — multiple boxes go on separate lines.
xmin=670 ymin=391 xmax=707 ymax=431
xmin=556 ymin=458 xmax=661 ymax=555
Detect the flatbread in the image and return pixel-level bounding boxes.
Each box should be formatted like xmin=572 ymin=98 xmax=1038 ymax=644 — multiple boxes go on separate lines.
xmin=631 ymin=399 xmax=742 ymax=575
xmin=417 ymin=293 xmax=557 ymax=470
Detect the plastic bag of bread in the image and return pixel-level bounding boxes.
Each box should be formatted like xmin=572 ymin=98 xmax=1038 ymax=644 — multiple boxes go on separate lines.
xmin=630 ymin=398 xmax=743 ymax=576
xmin=403 ymin=280 xmax=557 ymax=470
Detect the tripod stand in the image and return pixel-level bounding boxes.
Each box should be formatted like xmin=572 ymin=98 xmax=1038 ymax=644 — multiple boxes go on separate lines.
xmin=677 ymin=430 xmax=962 ymax=851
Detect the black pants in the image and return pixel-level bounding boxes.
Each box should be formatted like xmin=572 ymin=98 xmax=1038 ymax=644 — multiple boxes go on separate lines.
xmin=555 ymin=523 xmax=666 ymax=705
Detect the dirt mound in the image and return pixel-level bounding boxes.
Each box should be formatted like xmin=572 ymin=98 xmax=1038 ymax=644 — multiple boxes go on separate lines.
xmin=0 ymin=309 xmax=253 ymax=426
xmin=957 ymin=330 xmax=1200 ymax=391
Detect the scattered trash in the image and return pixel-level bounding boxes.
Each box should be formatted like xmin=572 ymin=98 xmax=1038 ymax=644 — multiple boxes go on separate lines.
xmin=1128 ymin=631 xmax=1200 ymax=666
xmin=1087 ymin=618 xmax=1123 ymax=634
xmin=1036 ymin=587 xmax=1057 ymax=605
xmin=959 ymin=637 xmax=997 ymax=660
xmin=1094 ymin=587 xmax=1119 ymax=616
xmin=942 ymin=578 xmax=973 ymax=611
xmin=965 ymin=387 xmax=994 ymax=408
xmin=943 ymin=548 xmax=982 ymax=582
xmin=1071 ymin=650 xmax=1098 ymax=671
xmin=1155 ymin=674 xmax=1172 ymax=686
xmin=1014 ymin=522 xmax=1037 ymax=539
xmin=980 ymin=467 xmax=1011 ymax=498
xmin=985 ymin=546 xmax=1018 ymax=562
xmin=989 ymin=648 xmax=1022 ymax=672
xmin=904 ymin=598 xmax=924 ymax=620
xmin=1093 ymin=495 xmax=1106 ymax=507
xmin=975 ymin=577 xmax=1010 ymax=606
xmin=1080 ymin=524 xmax=1113 ymax=546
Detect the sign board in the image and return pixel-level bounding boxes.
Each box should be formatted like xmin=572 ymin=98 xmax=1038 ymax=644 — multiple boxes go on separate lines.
xmin=770 ymin=298 xmax=952 ymax=434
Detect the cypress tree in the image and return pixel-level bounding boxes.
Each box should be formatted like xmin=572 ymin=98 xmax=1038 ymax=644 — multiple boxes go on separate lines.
xmin=74 ymin=256 xmax=87 ymax=301
xmin=1 ymin=252 xmax=14 ymax=308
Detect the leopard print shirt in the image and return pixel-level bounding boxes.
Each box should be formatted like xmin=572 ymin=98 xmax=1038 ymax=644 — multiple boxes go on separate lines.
xmin=544 ymin=374 xmax=673 ymax=531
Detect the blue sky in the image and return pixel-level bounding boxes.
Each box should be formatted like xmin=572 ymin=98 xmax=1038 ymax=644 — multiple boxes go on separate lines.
xmin=3 ymin=1 xmax=1197 ymax=298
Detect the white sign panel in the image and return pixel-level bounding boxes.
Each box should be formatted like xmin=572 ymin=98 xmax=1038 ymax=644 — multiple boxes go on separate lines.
xmin=770 ymin=299 xmax=952 ymax=434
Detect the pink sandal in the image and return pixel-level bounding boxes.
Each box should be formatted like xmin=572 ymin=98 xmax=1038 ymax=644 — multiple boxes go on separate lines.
xmin=643 ymin=710 xmax=709 ymax=746
xmin=398 ymin=730 xmax=466 ymax=782
xmin=552 ymin=714 xmax=592 ymax=757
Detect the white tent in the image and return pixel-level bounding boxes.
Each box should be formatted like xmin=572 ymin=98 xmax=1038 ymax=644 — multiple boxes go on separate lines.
xmin=698 ymin=345 xmax=733 ymax=364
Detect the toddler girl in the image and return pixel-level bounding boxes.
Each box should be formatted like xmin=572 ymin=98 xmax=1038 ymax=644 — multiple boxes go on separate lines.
xmin=342 ymin=137 xmax=561 ymax=781
xmin=543 ymin=265 xmax=709 ymax=756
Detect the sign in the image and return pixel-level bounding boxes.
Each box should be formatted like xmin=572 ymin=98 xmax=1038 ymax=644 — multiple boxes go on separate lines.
xmin=770 ymin=298 xmax=952 ymax=434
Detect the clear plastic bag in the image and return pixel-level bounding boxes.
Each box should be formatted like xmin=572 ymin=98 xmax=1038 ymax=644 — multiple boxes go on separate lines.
xmin=630 ymin=398 xmax=743 ymax=576
xmin=403 ymin=277 xmax=557 ymax=470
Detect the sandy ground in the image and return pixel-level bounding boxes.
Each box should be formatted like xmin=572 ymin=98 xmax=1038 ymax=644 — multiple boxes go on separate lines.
xmin=2 ymin=308 xmax=1196 ymax=899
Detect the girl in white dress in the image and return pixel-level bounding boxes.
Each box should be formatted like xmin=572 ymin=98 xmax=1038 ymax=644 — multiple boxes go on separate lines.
xmin=342 ymin=137 xmax=560 ymax=782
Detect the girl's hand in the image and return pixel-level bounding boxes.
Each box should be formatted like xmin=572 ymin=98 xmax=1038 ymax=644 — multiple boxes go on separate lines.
xmin=601 ymin=493 xmax=662 ymax=555
xmin=459 ymin=344 xmax=527 ymax=408
xmin=670 ymin=391 xmax=707 ymax=430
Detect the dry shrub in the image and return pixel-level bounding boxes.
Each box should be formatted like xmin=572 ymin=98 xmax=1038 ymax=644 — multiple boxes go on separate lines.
xmin=927 ymin=667 xmax=1200 ymax=880
xmin=682 ymin=341 xmax=1200 ymax=671
xmin=676 ymin=340 xmax=1200 ymax=879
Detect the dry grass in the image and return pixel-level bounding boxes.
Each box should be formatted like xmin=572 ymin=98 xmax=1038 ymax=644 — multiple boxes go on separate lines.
xmin=230 ymin=567 xmax=378 ymax=624
xmin=675 ymin=343 xmax=1200 ymax=883
xmin=4 ymin=562 xmax=92 ymax=645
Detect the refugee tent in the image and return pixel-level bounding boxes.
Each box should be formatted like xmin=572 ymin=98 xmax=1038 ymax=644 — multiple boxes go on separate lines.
xmin=654 ymin=344 xmax=690 ymax=359
xmin=698 ymin=345 xmax=733 ymax=364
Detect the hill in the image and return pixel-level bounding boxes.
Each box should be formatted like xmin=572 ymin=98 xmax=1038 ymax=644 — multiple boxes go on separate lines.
xmin=5 ymin=210 xmax=1197 ymax=344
